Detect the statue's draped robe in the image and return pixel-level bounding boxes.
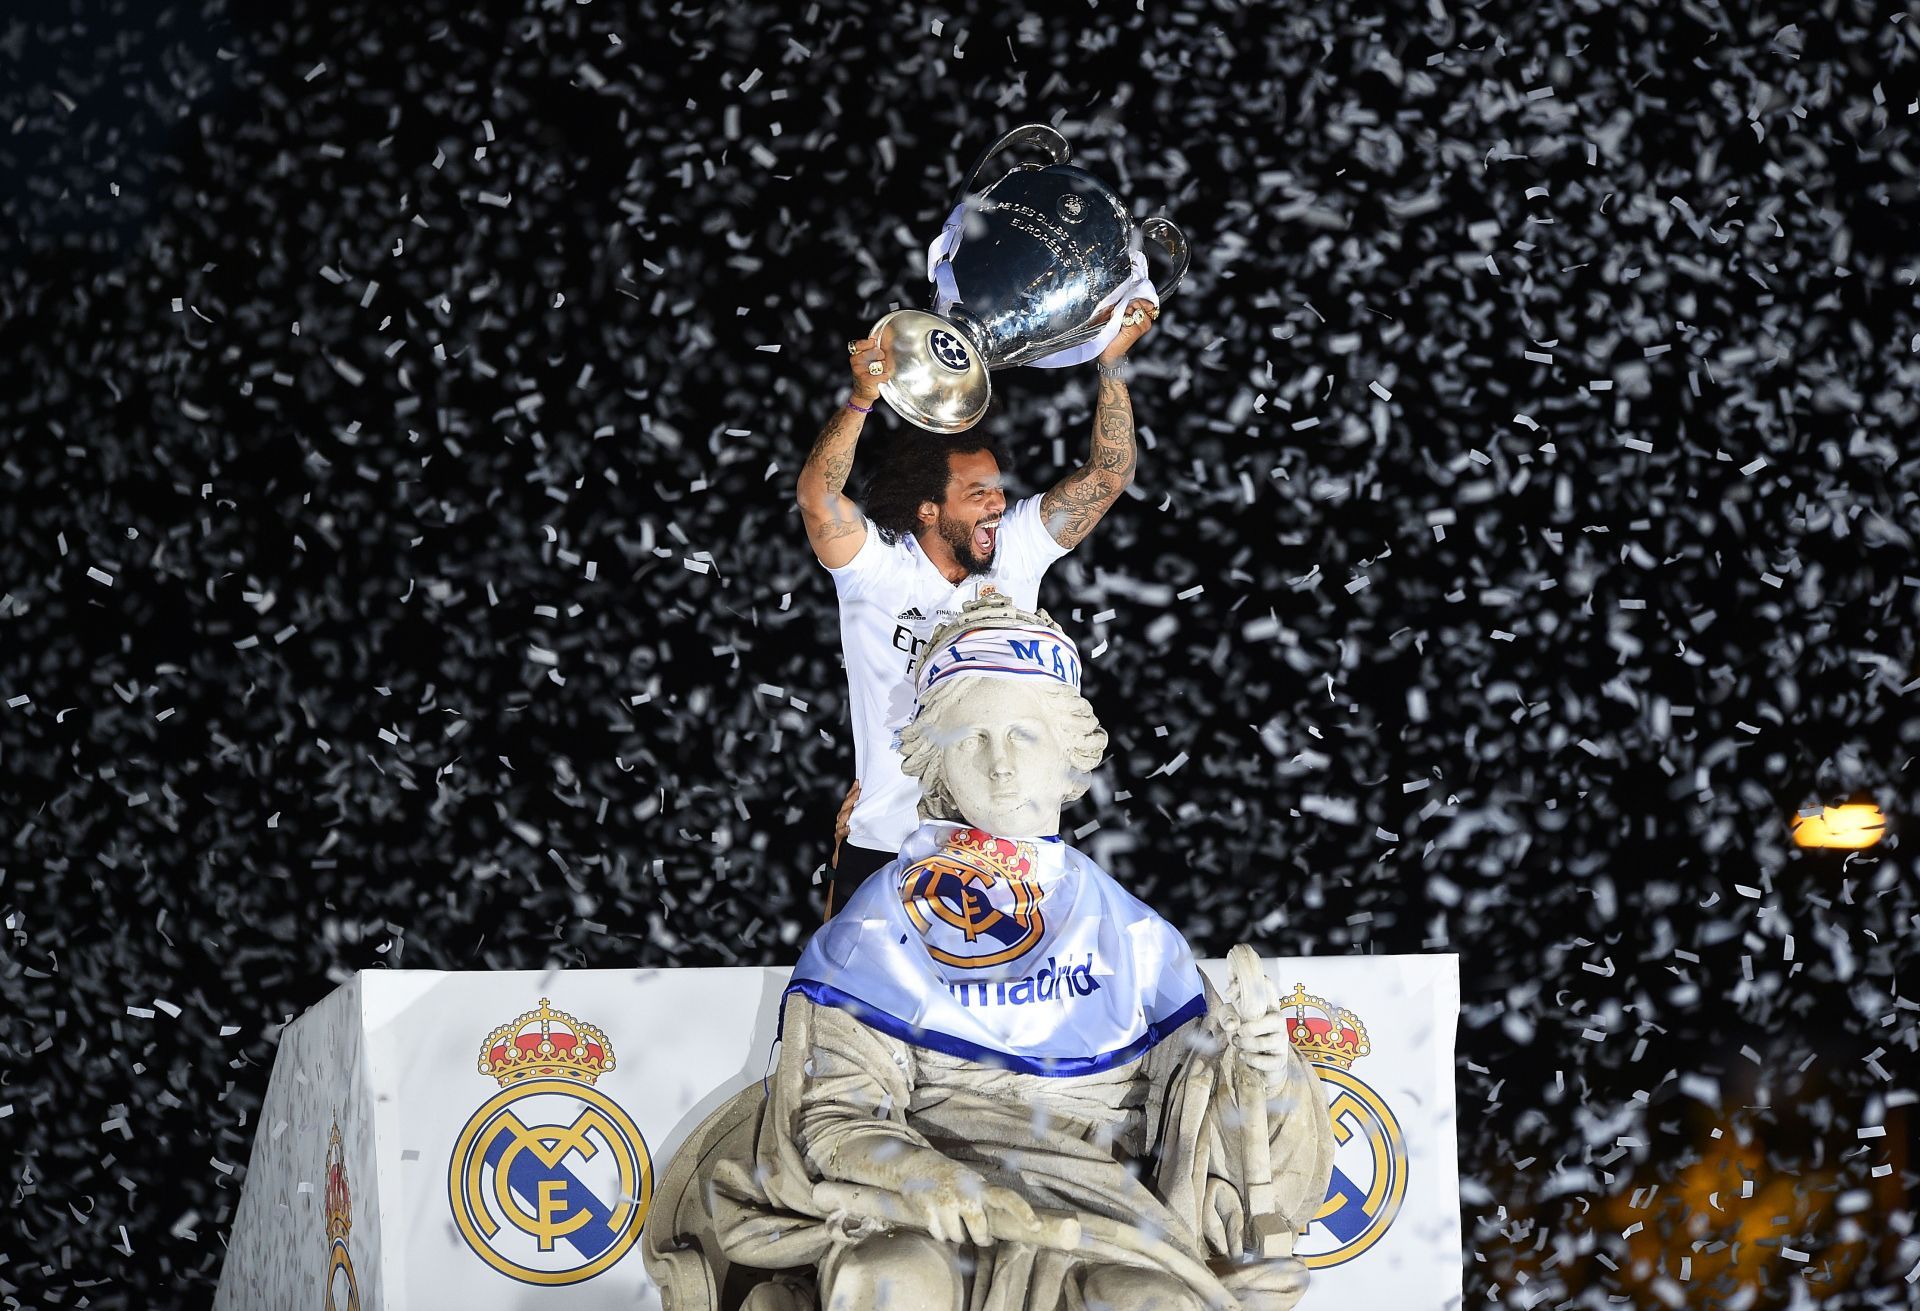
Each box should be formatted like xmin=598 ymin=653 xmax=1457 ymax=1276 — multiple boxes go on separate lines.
xmin=706 ymin=827 xmax=1335 ymax=1310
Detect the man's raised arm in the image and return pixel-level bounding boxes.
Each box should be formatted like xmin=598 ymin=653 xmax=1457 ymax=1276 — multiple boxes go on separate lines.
xmin=796 ymin=337 xmax=894 ymax=567
xmin=1039 ymin=299 xmax=1156 ymax=549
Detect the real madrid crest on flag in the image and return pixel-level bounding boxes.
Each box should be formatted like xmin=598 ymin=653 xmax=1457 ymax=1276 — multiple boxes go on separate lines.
xmin=1285 ymin=984 xmax=1410 ymax=1269
xmin=323 ymin=1114 xmax=360 ymax=1311
xmin=898 ymin=828 xmax=1049 ymax=969
xmin=447 ymin=999 xmax=652 ymax=1286
xmin=789 ymin=820 xmax=1207 ymax=1077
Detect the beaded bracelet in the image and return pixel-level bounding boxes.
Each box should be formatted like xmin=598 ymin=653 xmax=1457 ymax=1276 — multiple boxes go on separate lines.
xmin=845 ymin=398 xmax=874 ymax=415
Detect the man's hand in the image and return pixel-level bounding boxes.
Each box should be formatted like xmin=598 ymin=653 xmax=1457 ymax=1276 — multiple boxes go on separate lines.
xmin=1097 ymin=297 xmax=1158 ymax=365
xmin=848 ymin=337 xmax=894 ymax=402
xmin=833 ymin=779 xmax=860 ymax=850
xmin=797 ymin=338 xmax=891 ymax=568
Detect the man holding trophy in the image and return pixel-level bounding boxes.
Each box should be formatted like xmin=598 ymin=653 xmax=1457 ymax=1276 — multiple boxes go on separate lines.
xmin=797 ymin=125 xmax=1188 ymax=913
xmin=797 ymin=297 xmax=1157 ymax=912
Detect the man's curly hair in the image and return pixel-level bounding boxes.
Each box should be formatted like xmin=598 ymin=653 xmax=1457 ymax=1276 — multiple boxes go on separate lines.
xmin=860 ymin=432 xmax=1009 ymax=542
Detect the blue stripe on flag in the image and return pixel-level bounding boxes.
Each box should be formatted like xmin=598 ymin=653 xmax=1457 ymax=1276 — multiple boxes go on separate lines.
xmin=783 ymin=980 xmax=1207 ymax=1077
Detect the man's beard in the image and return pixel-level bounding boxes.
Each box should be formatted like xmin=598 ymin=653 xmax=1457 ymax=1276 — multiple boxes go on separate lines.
xmin=937 ymin=511 xmax=996 ymax=576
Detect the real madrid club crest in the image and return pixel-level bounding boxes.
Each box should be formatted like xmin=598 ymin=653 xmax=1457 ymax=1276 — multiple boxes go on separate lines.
xmin=448 ymin=999 xmax=652 ymax=1286
xmin=899 ymin=828 xmax=1048 ymax=969
xmin=323 ymin=1114 xmax=361 ymax=1311
xmin=1285 ymin=984 xmax=1409 ymax=1269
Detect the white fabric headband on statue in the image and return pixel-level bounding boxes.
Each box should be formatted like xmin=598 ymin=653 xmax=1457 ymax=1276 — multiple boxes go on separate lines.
xmin=915 ymin=623 xmax=1084 ymax=702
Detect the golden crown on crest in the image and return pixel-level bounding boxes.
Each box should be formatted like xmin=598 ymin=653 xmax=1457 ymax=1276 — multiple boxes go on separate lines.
xmin=944 ymin=827 xmax=1036 ymax=882
xmin=477 ymin=998 xmax=616 ymax=1087
xmin=1281 ymin=983 xmax=1372 ymax=1070
xmin=324 ymin=1116 xmax=352 ymax=1242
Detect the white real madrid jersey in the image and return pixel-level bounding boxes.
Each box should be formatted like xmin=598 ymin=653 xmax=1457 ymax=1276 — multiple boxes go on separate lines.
xmin=824 ymin=495 xmax=1069 ymax=852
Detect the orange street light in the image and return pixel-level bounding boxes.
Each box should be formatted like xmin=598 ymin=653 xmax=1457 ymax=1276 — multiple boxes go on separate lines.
xmin=1791 ymin=803 xmax=1887 ymax=850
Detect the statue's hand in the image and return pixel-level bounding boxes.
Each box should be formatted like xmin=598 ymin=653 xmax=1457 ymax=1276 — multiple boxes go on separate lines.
xmin=1227 ymin=1008 xmax=1294 ymax=1079
xmin=980 ymin=1183 xmax=1039 ymax=1242
xmin=1222 ymin=944 xmax=1295 ymax=1085
xmin=896 ymin=1157 xmax=1037 ymax=1246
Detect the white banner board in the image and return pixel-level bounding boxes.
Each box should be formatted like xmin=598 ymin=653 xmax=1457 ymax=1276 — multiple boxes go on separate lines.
xmin=1201 ymin=955 xmax=1462 ymax=1306
xmin=218 ymin=957 xmax=1458 ymax=1310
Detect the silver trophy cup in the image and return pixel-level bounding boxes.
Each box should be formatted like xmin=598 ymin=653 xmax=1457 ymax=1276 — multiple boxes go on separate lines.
xmin=873 ymin=124 xmax=1190 ymax=433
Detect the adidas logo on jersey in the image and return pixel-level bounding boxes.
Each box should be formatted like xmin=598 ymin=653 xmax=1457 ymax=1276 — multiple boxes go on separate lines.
xmin=897 ymin=607 xmax=927 ymax=621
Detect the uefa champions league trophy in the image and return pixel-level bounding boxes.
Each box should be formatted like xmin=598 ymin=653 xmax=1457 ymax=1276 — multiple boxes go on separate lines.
xmin=642 ymin=598 xmax=1334 ymax=1311
xmin=873 ymin=124 xmax=1191 ymax=433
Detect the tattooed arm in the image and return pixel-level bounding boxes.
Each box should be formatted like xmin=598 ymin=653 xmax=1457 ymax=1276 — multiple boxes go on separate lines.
xmin=1040 ymin=373 xmax=1137 ymax=550
xmin=797 ymin=337 xmax=893 ymax=567
xmin=1039 ymin=299 xmax=1155 ymax=549
xmin=797 ymin=405 xmax=871 ymax=566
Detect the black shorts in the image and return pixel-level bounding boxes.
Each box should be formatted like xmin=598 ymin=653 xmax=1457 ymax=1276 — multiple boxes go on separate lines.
xmin=825 ymin=843 xmax=895 ymax=915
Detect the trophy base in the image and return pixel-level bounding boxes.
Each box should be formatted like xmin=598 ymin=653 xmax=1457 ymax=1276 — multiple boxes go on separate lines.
xmin=871 ymin=309 xmax=992 ymax=434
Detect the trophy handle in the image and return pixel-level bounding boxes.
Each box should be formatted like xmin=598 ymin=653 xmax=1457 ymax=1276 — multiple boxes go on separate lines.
xmin=957 ymin=123 xmax=1071 ymax=202
xmin=1142 ymin=216 xmax=1191 ymax=301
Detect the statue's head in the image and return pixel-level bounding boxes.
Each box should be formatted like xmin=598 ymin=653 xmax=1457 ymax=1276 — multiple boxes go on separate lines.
xmin=898 ymin=597 xmax=1108 ymax=837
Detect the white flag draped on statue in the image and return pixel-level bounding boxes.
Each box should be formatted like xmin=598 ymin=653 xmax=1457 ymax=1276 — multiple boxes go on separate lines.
xmin=790 ymin=821 xmax=1207 ymax=1075
xmin=219 ymin=957 xmax=1459 ymax=1310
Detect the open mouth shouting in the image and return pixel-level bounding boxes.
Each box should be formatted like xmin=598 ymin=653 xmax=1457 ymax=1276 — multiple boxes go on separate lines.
xmin=972 ymin=517 xmax=1002 ymax=558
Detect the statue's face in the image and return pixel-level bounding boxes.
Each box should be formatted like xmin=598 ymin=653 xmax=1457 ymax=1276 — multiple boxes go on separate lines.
xmin=933 ymin=679 xmax=1075 ymax=837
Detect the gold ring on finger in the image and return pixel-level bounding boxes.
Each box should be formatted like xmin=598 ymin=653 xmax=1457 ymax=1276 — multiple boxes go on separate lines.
xmin=867 ymin=361 xmax=884 ymax=376
xmin=846 ymin=340 xmax=860 ymax=355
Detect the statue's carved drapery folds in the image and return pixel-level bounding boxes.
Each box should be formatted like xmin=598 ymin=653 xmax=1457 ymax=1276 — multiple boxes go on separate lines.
xmin=645 ymin=600 xmax=1335 ymax=1310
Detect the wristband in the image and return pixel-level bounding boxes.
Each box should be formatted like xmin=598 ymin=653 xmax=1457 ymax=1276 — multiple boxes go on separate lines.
xmin=845 ymin=398 xmax=874 ymax=414
xmin=1095 ymin=359 xmax=1129 ymax=381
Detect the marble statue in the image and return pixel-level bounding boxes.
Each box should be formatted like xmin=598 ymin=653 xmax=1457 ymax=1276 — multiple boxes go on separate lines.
xmin=644 ymin=597 xmax=1335 ymax=1310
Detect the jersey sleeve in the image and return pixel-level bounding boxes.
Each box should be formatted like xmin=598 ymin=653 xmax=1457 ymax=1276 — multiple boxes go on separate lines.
xmin=821 ymin=516 xmax=904 ymax=602
xmin=997 ymin=494 xmax=1072 ymax=579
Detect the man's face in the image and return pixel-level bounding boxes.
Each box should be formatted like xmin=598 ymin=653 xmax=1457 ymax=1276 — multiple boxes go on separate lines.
xmin=930 ymin=449 xmax=1007 ymax=576
xmin=936 ymin=680 xmax=1074 ymax=838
